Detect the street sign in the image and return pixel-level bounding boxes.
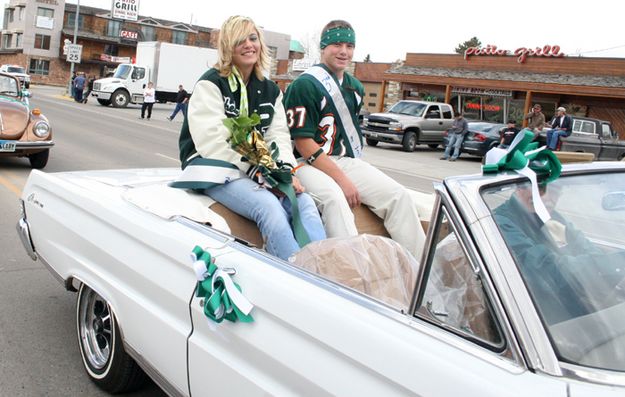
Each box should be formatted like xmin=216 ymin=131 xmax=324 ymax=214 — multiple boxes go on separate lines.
xmin=66 ymin=44 xmax=83 ymax=64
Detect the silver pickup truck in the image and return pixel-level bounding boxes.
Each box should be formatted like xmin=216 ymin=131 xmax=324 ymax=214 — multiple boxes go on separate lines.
xmin=362 ymin=100 xmax=455 ymax=152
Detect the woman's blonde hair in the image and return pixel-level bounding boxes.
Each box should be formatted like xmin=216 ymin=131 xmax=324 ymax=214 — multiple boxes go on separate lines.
xmin=215 ymin=15 xmax=269 ymax=80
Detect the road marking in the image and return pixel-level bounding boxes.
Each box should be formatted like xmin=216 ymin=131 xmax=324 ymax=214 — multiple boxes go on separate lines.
xmin=155 ymin=153 xmax=180 ymax=163
xmin=0 ymin=174 xmax=21 ymax=197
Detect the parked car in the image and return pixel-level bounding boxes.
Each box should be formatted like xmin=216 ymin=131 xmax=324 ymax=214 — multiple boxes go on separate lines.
xmin=538 ymin=116 xmax=625 ymax=160
xmin=442 ymin=121 xmax=506 ymax=158
xmin=17 ymin=161 xmax=625 ymax=396
xmin=0 ymin=73 xmax=53 ymax=168
xmin=362 ymin=100 xmax=455 ymax=152
xmin=0 ymin=64 xmax=31 ymax=88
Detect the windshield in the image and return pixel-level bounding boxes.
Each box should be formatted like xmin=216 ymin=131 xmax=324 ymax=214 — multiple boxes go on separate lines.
xmin=7 ymin=66 xmax=25 ymax=74
xmin=0 ymin=75 xmax=19 ymax=96
xmin=113 ymin=64 xmax=132 ymax=79
xmin=388 ymin=101 xmax=426 ymax=117
xmin=482 ymin=172 xmax=625 ymax=372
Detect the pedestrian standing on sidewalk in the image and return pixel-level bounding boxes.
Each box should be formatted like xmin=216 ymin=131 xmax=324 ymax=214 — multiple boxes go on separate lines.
xmin=141 ymin=82 xmax=156 ymax=120
xmin=73 ymin=72 xmax=86 ymax=103
xmin=440 ymin=112 xmax=469 ymax=161
xmin=167 ymin=85 xmax=189 ymax=121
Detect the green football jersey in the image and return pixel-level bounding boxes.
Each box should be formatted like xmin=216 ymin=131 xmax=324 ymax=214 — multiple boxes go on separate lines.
xmin=284 ymin=64 xmax=365 ymax=157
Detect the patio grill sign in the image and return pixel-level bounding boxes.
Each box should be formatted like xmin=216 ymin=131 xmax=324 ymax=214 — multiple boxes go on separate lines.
xmin=452 ymin=87 xmax=512 ymax=98
xmin=464 ymin=44 xmax=565 ymax=63
xmin=112 ymin=0 xmax=139 ymax=21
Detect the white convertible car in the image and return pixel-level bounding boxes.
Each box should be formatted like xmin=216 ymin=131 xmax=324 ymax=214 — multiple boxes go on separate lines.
xmin=17 ymin=162 xmax=625 ymax=396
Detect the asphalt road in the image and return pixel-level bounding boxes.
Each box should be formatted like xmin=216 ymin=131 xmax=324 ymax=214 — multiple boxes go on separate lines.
xmin=0 ymin=85 xmax=481 ymax=396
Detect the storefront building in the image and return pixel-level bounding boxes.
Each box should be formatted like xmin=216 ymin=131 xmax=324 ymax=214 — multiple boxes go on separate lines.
xmin=384 ymin=51 xmax=625 ymax=138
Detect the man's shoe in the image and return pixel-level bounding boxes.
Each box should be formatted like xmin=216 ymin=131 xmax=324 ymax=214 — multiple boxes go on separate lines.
xmin=439 ymin=157 xmax=447 ymax=160
xmin=166 ymin=116 xmax=172 ymax=121
xmin=449 ymin=158 xmax=457 ymax=162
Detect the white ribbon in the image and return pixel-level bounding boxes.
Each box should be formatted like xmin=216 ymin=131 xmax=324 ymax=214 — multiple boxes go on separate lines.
xmin=212 ymin=268 xmax=254 ymax=316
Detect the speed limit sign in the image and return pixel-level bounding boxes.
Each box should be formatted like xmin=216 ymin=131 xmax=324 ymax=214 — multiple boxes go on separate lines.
xmin=66 ymin=44 xmax=83 ymax=63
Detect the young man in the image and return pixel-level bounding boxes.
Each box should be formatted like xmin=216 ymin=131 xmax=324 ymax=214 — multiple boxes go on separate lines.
xmin=499 ymin=119 xmax=520 ymax=148
xmin=283 ymin=20 xmax=425 ymax=259
xmin=440 ymin=112 xmax=468 ymax=161
xmin=167 ymin=85 xmax=189 ymax=121
xmin=546 ymin=107 xmax=572 ymax=150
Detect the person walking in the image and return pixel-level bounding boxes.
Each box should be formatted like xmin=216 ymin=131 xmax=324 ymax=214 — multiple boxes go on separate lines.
xmin=141 ymin=82 xmax=156 ymax=120
xmin=283 ymin=19 xmax=424 ymax=259
xmin=82 ymin=75 xmax=95 ymax=104
xmin=171 ymin=15 xmax=326 ymax=260
xmin=167 ymin=85 xmax=189 ymax=121
xmin=440 ymin=112 xmax=469 ymax=161
xmin=73 ymin=72 xmax=86 ymax=103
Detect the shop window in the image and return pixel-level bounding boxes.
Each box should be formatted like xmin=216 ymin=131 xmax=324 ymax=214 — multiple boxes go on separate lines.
xmin=29 ymin=59 xmax=50 ymax=76
xmin=141 ymin=26 xmax=155 ymax=41
xmin=34 ymin=34 xmax=51 ymax=50
xmin=104 ymin=44 xmax=119 ymax=56
xmin=172 ymin=31 xmax=187 ymax=45
xmin=36 ymin=7 xmax=54 ymax=18
xmin=67 ymin=12 xmax=84 ymax=29
xmin=107 ymin=20 xmax=121 ymax=37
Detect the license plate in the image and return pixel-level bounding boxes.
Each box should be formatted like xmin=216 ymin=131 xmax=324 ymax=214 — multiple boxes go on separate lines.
xmin=0 ymin=141 xmax=17 ymax=152
xmin=368 ymin=132 xmax=378 ymax=138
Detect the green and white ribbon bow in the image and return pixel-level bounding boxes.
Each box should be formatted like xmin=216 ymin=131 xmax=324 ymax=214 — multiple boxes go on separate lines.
xmin=482 ymin=128 xmax=562 ymax=223
xmin=191 ymin=245 xmax=254 ymax=323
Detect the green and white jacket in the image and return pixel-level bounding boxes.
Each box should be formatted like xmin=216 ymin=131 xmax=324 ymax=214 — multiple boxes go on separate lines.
xmin=174 ymin=68 xmax=296 ymax=190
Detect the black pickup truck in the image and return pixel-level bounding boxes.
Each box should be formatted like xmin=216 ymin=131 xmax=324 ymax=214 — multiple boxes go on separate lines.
xmin=538 ymin=116 xmax=625 ymax=161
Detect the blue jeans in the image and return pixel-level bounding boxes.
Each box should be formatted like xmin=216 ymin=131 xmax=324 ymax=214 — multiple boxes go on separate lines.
xmin=169 ymin=102 xmax=187 ymax=120
xmin=546 ymin=129 xmax=568 ymax=150
xmin=205 ymin=178 xmax=326 ymax=260
xmin=443 ymin=133 xmax=464 ymax=159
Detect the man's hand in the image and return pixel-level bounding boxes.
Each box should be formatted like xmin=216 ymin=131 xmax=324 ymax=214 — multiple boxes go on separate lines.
xmin=336 ymin=176 xmax=361 ymax=208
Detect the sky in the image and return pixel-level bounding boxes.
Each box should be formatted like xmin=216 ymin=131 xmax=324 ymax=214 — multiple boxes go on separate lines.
xmin=4 ymin=0 xmax=625 ymax=62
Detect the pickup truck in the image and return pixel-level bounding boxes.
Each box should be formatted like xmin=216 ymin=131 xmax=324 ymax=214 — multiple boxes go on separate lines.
xmin=539 ymin=116 xmax=625 ymax=160
xmin=362 ymin=100 xmax=455 ymax=152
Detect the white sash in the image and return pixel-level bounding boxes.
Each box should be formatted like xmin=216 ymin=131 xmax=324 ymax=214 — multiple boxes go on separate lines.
xmin=304 ymin=66 xmax=362 ymax=158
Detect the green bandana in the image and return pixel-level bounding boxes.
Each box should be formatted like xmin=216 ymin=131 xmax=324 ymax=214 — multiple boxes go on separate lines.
xmin=320 ymin=27 xmax=356 ymax=49
xmin=227 ymin=66 xmax=248 ymax=117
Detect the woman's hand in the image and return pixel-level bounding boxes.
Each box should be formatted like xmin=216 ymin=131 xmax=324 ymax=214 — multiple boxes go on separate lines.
xmin=292 ymin=176 xmax=306 ymax=194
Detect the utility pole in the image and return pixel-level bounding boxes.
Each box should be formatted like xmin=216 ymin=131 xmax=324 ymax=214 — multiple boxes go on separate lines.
xmin=67 ymin=0 xmax=80 ymax=96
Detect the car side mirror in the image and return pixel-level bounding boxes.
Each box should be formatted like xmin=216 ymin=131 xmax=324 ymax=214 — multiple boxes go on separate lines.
xmin=601 ymin=191 xmax=625 ymax=211
xmin=22 ymin=90 xmax=32 ymax=98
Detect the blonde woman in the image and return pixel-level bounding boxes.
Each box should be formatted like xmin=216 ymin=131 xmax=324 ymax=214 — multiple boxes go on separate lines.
xmin=174 ymin=16 xmax=325 ymax=260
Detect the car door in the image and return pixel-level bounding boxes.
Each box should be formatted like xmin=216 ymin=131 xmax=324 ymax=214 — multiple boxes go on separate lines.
xmin=421 ymin=105 xmax=444 ymax=142
xmin=596 ymin=123 xmax=624 ymax=161
xmin=187 ymin=212 xmax=567 ymax=396
xmin=562 ymin=119 xmax=601 ymax=158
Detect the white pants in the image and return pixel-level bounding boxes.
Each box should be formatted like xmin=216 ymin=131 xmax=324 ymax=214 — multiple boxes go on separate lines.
xmin=296 ymin=156 xmax=426 ymax=259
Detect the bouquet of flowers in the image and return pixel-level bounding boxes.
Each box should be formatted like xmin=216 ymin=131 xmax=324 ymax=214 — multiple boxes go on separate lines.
xmin=223 ymin=113 xmax=310 ymax=246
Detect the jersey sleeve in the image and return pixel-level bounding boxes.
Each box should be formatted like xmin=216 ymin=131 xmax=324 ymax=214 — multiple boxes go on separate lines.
xmin=283 ymin=77 xmax=321 ymax=140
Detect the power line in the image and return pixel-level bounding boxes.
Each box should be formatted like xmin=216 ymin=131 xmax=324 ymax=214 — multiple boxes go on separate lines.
xmin=576 ymin=44 xmax=625 ymax=55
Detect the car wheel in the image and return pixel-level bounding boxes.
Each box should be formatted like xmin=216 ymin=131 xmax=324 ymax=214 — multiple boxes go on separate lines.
xmin=366 ymin=138 xmax=378 ymax=147
xmin=427 ymin=144 xmax=439 ymax=149
xmin=97 ymin=99 xmax=111 ymax=106
xmin=111 ymin=90 xmax=130 ymax=108
xmin=76 ymin=284 xmax=146 ymax=393
xmin=28 ymin=149 xmax=49 ymax=169
xmin=402 ymin=131 xmax=417 ymax=152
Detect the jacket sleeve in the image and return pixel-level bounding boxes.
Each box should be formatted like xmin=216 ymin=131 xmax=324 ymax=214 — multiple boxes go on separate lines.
xmin=187 ymin=80 xmax=248 ymax=169
xmin=264 ymin=91 xmax=297 ymax=167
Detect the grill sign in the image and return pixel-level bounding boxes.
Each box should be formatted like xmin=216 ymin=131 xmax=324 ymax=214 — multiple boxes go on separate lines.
xmin=120 ymin=30 xmax=138 ymax=40
xmin=464 ymin=44 xmax=565 ymax=63
xmin=112 ymin=0 xmax=139 ymax=21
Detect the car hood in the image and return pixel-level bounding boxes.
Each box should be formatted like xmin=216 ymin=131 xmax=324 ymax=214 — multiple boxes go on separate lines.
xmin=368 ymin=112 xmax=423 ymax=124
xmin=95 ymin=77 xmax=124 ymax=86
xmin=10 ymin=72 xmax=29 ymax=79
xmin=0 ymin=96 xmax=29 ymax=139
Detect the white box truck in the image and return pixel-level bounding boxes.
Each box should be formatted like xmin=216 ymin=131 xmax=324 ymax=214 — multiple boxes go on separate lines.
xmin=91 ymin=42 xmax=218 ymax=108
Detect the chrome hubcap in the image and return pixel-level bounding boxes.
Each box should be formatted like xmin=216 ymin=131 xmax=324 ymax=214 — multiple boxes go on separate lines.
xmin=79 ymin=288 xmax=112 ymax=369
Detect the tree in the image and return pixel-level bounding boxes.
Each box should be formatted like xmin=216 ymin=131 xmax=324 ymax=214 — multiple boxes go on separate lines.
xmin=363 ymin=54 xmax=371 ymax=63
xmin=455 ymin=37 xmax=482 ymax=54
